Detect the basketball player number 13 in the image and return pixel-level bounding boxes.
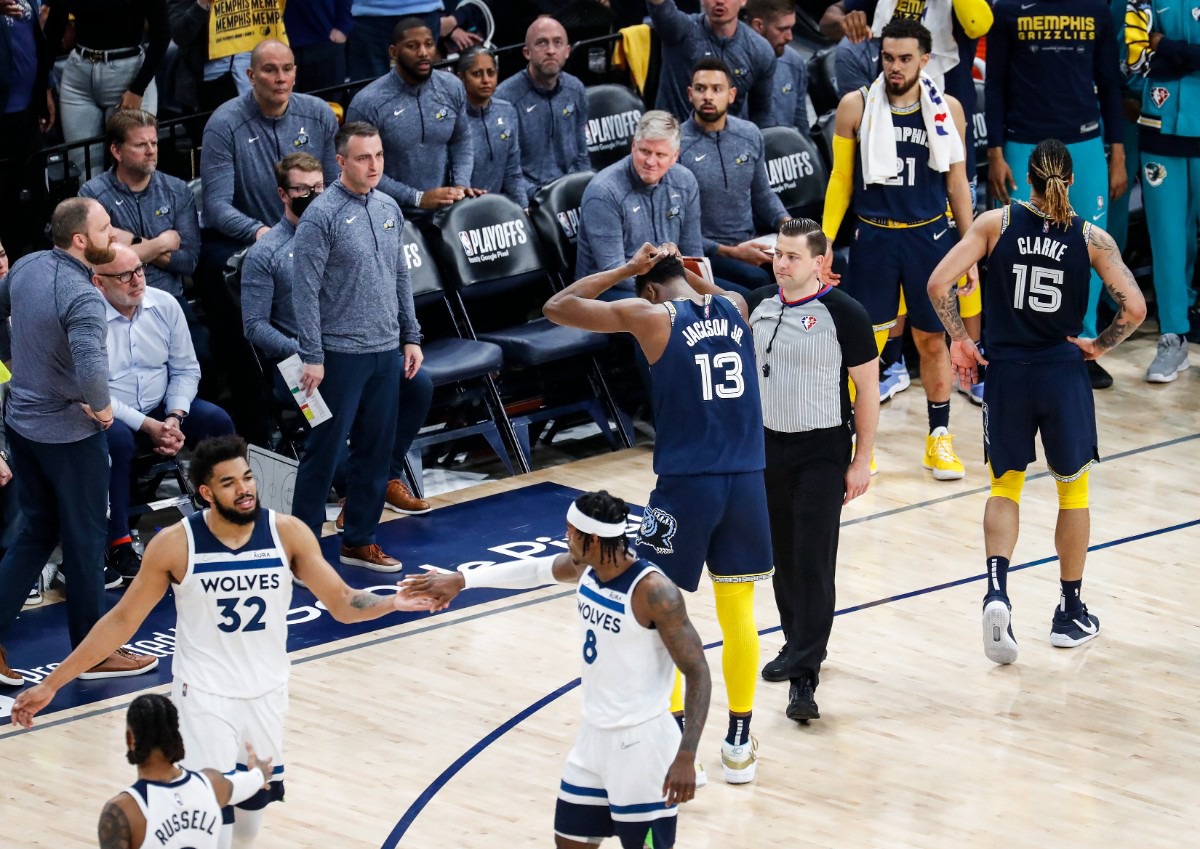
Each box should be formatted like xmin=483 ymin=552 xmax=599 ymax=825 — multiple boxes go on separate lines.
xmin=1011 ymin=264 xmax=1063 ymax=313
xmin=694 ymin=352 xmax=745 ymax=400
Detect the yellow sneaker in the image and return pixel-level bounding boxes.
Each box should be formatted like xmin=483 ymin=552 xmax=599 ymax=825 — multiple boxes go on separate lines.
xmin=852 ymin=435 xmax=878 ymax=476
xmin=923 ymin=427 xmax=965 ymax=480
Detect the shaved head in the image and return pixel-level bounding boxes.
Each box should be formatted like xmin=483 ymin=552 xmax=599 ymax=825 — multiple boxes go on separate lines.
xmin=525 ymin=15 xmax=568 ymax=47
xmin=250 ymin=39 xmax=294 ymax=69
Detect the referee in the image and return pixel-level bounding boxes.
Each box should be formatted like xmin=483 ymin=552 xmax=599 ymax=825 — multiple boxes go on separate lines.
xmin=749 ymin=218 xmax=879 ymax=724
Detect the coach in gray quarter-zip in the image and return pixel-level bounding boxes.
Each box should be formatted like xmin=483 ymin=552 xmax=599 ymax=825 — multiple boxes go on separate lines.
xmin=494 ymin=17 xmax=591 ymax=203
xmin=346 ymin=17 xmax=474 ymax=219
xmin=290 ymin=123 xmax=421 ymax=575
xmin=575 ymin=111 xmax=703 ymax=292
xmin=199 ymin=40 xmax=339 ymax=246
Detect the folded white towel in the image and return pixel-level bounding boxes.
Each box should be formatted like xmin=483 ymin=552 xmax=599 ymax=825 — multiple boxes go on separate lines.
xmin=870 ymin=0 xmax=960 ymax=90
xmin=859 ymin=72 xmax=964 ymax=185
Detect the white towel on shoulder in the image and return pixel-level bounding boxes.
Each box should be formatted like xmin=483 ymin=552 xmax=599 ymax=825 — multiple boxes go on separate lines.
xmin=859 ymin=72 xmax=964 ymax=186
xmin=870 ymin=0 xmax=960 ymax=90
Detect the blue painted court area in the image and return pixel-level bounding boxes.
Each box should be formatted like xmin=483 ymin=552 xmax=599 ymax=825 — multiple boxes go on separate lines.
xmin=1 ymin=482 xmax=603 ymax=719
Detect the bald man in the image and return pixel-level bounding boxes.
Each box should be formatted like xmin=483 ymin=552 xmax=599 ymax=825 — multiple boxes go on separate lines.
xmin=198 ymin=39 xmax=341 ymax=443
xmin=494 ymin=16 xmax=592 ymax=202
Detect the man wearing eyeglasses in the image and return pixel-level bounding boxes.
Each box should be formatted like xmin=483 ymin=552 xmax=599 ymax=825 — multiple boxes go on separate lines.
xmin=0 ymin=199 xmax=160 ymax=686
xmin=92 ymin=244 xmax=234 ymax=583
xmin=242 ymin=152 xmax=434 ymax=522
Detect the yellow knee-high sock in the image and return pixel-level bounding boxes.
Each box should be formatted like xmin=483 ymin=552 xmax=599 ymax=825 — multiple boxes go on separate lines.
xmin=850 ymin=327 xmax=892 ymax=403
xmin=712 ymin=581 xmax=758 ymax=714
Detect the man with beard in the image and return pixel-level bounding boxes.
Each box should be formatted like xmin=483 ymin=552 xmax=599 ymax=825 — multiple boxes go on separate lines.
xmin=11 ymin=434 xmax=436 ymax=848
xmin=0 ymin=198 xmax=161 ymax=686
xmin=647 ymin=0 xmax=778 ymax=128
xmin=822 ymin=19 xmax=975 ymax=481
xmin=679 ymin=58 xmax=790 ymax=293
xmin=80 ymin=110 xmax=201 ymax=303
xmin=91 ymin=245 xmax=234 ymax=583
xmin=346 ymin=18 xmax=475 ymax=219
xmin=494 ymin=16 xmax=591 ymax=202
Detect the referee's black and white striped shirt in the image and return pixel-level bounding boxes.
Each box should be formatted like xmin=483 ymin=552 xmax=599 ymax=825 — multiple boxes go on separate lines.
xmin=749 ymin=285 xmax=877 ymax=433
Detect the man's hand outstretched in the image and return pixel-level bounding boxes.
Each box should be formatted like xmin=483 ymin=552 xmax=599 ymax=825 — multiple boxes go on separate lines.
xmin=400 ymin=569 xmax=467 ymax=612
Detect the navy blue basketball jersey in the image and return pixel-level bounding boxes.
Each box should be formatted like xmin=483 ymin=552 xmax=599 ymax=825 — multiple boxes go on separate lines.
xmin=853 ymin=96 xmax=949 ymax=224
xmin=986 ymin=202 xmax=1092 ymax=363
xmin=650 ymin=294 xmax=764 ymax=476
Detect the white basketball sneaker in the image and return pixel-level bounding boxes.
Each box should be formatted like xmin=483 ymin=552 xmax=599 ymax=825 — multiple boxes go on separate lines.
xmin=721 ymin=736 xmax=759 ymax=784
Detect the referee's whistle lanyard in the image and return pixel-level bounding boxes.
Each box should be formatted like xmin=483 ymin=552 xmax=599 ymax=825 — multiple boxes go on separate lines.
xmin=759 ymin=286 xmax=833 ymax=378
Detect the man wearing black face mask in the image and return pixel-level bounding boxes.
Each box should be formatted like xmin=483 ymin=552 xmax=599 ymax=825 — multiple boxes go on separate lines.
xmin=241 ymin=152 xmax=324 ymax=362
xmin=240 ymin=152 xmax=435 ymax=521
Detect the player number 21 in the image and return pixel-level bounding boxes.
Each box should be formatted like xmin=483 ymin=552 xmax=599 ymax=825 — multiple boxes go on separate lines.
xmin=694 ymin=352 xmax=745 ymax=400
xmin=1011 ymin=263 xmax=1063 ymax=313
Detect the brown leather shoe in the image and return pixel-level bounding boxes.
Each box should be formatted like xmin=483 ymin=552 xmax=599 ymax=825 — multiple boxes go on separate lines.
xmin=384 ymin=480 xmax=432 ymax=515
xmin=335 ymin=498 xmax=346 ymax=533
xmin=339 ymin=543 xmax=402 ymax=573
xmin=0 ymin=645 xmax=25 ymax=686
xmin=79 ymin=648 xmax=159 ymax=680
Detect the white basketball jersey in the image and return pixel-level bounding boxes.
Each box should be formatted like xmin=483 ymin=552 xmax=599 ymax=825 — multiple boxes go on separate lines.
xmin=175 ymin=509 xmax=293 ymax=698
xmin=123 ymin=769 xmax=222 ymax=849
xmin=577 ymin=561 xmax=675 ymax=729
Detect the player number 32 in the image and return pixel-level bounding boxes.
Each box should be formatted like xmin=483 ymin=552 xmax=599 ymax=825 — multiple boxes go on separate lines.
xmin=216 ymin=596 xmax=268 ymax=633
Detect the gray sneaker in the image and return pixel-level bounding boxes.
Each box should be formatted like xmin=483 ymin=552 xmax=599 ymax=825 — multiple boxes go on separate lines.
xmin=1146 ymin=333 xmax=1190 ymax=383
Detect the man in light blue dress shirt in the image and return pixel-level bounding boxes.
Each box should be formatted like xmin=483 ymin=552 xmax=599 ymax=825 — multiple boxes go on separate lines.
xmin=93 ymin=245 xmax=234 ymax=581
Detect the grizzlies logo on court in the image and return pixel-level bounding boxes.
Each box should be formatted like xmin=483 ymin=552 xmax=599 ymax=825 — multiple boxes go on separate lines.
xmin=636 ymin=507 xmax=678 ymax=555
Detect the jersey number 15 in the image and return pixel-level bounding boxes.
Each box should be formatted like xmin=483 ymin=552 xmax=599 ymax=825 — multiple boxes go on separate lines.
xmin=1011 ymin=264 xmax=1063 ymax=313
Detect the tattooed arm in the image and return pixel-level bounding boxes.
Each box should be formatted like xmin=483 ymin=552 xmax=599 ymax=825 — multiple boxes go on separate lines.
xmin=1072 ymin=225 xmax=1147 ymax=359
xmin=632 ymin=572 xmax=711 ymax=807
xmin=97 ymin=795 xmax=141 ymax=849
xmin=280 ymin=514 xmax=434 ymax=622
xmin=928 ymin=210 xmax=1003 ymax=385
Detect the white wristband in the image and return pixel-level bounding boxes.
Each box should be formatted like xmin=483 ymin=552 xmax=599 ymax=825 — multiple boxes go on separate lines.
xmin=225 ymin=767 xmax=266 ymax=806
xmin=461 ymin=554 xmax=559 ymax=590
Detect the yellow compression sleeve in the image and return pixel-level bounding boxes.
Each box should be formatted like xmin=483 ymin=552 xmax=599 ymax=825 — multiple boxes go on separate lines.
xmin=1055 ymin=471 xmax=1090 ymax=510
xmin=823 ymin=135 xmax=857 ymax=241
xmin=989 ymin=467 xmax=1026 ymax=504
xmin=952 ymin=0 xmax=994 ymax=39
xmin=712 ymin=581 xmax=759 ymax=714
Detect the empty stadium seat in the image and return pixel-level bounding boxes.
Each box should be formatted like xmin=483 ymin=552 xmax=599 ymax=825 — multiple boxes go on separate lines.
xmin=403 ymin=221 xmax=520 ymax=480
xmin=761 ymin=126 xmax=830 ymax=220
xmin=584 ymin=85 xmax=644 ymax=171
xmin=425 ymin=194 xmax=635 ymax=463
xmin=811 ymin=109 xmax=836 ymax=172
xmin=806 ymin=46 xmax=840 ymax=116
xmin=529 ymin=170 xmax=595 ymax=285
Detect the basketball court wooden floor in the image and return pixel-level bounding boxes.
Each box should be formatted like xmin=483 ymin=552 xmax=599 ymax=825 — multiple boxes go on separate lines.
xmin=2 ymin=332 xmax=1197 ymax=848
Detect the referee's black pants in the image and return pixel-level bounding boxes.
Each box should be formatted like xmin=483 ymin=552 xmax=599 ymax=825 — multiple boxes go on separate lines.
xmin=763 ymin=425 xmax=852 ymax=688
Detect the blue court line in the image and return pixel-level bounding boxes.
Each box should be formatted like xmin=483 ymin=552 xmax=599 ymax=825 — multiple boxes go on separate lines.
xmin=6 ymin=432 xmax=1195 ymax=739
xmin=379 ymin=517 xmax=1200 ymax=848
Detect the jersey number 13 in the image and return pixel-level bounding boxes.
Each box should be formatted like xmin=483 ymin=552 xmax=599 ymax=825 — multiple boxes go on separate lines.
xmin=694 ymin=352 xmax=745 ymax=400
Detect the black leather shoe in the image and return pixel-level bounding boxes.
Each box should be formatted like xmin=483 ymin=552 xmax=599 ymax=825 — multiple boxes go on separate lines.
xmin=761 ymin=645 xmax=789 ymax=682
xmin=786 ymin=679 xmax=820 ymax=723
xmin=1087 ymin=359 xmax=1113 ymax=389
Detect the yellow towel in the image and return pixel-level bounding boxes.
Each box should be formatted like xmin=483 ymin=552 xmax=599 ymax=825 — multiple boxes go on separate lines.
xmin=612 ymin=24 xmax=651 ymax=95
xmin=0 ymin=362 xmax=10 ymax=384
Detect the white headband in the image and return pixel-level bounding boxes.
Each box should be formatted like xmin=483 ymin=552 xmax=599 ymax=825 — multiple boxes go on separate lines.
xmin=567 ymin=503 xmax=627 ymax=538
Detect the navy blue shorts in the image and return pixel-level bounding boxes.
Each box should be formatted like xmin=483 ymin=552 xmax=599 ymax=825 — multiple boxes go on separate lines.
xmin=844 ymin=218 xmax=954 ymax=334
xmin=635 ymin=471 xmax=774 ymax=593
xmin=983 ymin=360 xmax=1098 ymax=480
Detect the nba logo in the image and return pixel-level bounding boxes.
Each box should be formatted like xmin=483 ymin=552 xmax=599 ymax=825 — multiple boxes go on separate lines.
xmin=800 ymin=315 xmax=818 ymax=331
xmin=458 ymin=231 xmax=475 ymax=256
